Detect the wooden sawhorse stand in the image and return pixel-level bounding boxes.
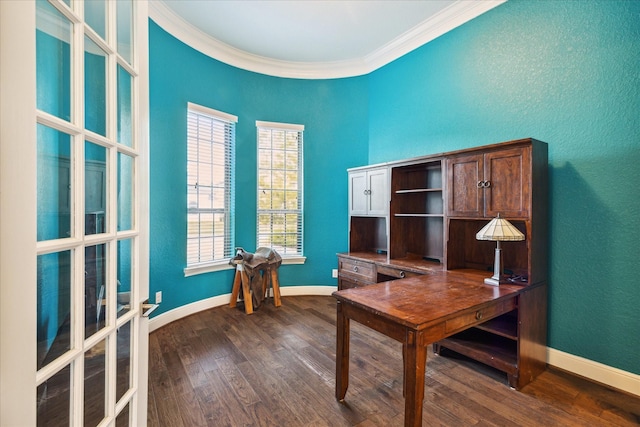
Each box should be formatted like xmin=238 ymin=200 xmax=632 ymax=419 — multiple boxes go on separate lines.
xmin=229 ymin=259 xmax=281 ymax=314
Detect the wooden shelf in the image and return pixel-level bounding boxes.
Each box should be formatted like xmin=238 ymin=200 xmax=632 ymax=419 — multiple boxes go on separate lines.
xmin=475 ymin=311 xmax=518 ymax=340
xmin=394 ymin=213 xmax=443 ymax=217
xmin=395 ymin=188 xmax=442 ymax=194
xmin=437 ymin=328 xmax=518 ymax=375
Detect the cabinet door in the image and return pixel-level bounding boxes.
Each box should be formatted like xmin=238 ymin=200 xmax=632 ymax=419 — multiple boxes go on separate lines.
xmin=349 ymin=168 xmax=388 ymax=216
xmin=349 ymin=171 xmax=368 ymax=215
xmin=447 ymin=153 xmax=483 ymax=217
xmin=367 ymin=167 xmax=388 ymax=215
xmin=484 ymin=146 xmax=530 ymax=218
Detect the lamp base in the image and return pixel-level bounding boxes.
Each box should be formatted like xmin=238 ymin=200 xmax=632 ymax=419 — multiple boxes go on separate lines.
xmin=484 ymin=276 xmax=505 ymax=286
xmin=484 ymin=243 xmax=505 ymax=286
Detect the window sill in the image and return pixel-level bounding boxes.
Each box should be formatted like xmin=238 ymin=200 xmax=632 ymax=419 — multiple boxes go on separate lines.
xmin=281 ymin=255 xmax=306 ymax=265
xmin=184 ymin=255 xmax=306 ymax=277
xmin=184 ymin=260 xmax=234 ymax=277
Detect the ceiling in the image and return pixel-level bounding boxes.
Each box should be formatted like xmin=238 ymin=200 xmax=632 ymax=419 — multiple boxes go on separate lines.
xmin=151 ymin=0 xmax=506 ymax=78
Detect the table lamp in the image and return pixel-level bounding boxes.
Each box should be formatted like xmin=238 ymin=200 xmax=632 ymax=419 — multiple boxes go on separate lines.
xmin=476 ymin=214 xmax=525 ymax=286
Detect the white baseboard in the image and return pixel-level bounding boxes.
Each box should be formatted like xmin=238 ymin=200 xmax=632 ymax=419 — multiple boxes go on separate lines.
xmin=149 ymin=286 xmax=639 ymax=397
xmin=547 ymin=348 xmax=639 ymax=397
xmin=149 ymin=285 xmax=336 ymax=333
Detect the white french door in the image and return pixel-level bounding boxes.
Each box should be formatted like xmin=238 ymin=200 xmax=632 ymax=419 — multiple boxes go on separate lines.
xmin=0 ymin=0 xmax=149 ymax=425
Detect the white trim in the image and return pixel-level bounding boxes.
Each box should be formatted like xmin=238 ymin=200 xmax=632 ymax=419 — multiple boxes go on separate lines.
xmin=148 ymin=0 xmax=506 ymax=79
xmin=187 ymin=101 xmax=238 ymax=123
xmin=1 ymin=1 xmax=38 ymax=423
xmin=281 ymin=256 xmax=306 ymax=265
xmin=184 ymin=261 xmax=235 ymax=277
xmin=256 ymin=120 xmax=304 ymax=131
xmin=547 ymin=348 xmax=640 ymax=397
xmin=149 ymin=285 xmax=336 ymax=332
xmin=364 ymin=0 xmax=506 ymax=72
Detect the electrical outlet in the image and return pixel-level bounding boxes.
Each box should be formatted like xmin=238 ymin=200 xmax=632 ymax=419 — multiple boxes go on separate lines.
xmin=332 ymin=269 xmax=338 ymax=278
xmin=155 ymin=291 xmax=162 ymax=304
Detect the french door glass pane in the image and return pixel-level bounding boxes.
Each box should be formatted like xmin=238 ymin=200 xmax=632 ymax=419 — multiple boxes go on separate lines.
xmin=116 ymin=321 xmax=132 ymax=401
xmin=84 ymin=0 xmax=106 ymax=40
xmin=117 ymin=153 xmax=133 ymax=231
xmin=85 ymin=141 xmax=107 ymax=234
xmin=84 ymin=340 xmax=106 ymax=427
xmin=37 ymin=250 xmax=72 ymax=370
xmin=117 ymin=239 xmax=132 ymax=318
xmin=36 ymin=0 xmax=72 ymax=121
xmin=116 ymin=403 xmax=130 ymax=427
xmin=117 ymin=0 xmax=133 ymax=64
xmin=85 ymin=243 xmax=106 ymax=339
xmin=117 ymin=65 xmax=133 ymax=147
xmin=37 ymin=364 xmax=71 ymax=427
xmin=84 ymin=36 xmax=107 ymax=136
xmin=37 ymin=125 xmax=72 ymax=241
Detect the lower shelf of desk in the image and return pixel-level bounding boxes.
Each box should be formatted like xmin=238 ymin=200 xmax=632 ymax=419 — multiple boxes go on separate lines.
xmin=436 ymin=327 xmax=518 ymax=371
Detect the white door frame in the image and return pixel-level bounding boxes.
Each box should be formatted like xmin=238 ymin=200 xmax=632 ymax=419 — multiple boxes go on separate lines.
xmin=1 ymin=1 xmax=38 ymax=424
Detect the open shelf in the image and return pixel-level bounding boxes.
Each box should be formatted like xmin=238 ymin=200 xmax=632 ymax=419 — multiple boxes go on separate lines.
xmin=446 ymin=218 xmax=528 ymax=277
xmin=475 ymin=310 xmax=518 ymax=340
xmin=389 ymin=215 xmax=443 ymax=262
xmin=394 ymin=213 xmax=443 ymax=217
xmin=395 ymin=188 xmax=442 ymax=194
xmin=349 ymin=216 xmax=388 ymax=254
xmin=437 ymin=328 xmax=518 ymax=375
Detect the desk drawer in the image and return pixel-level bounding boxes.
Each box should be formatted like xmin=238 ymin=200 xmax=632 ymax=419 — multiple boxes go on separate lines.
xmin=445 ymin=298 xmax=517 ymax=334
xmin=338 ymin=257 xmax=376 ymax=282
xmin=338 ymin=276 xmax=373 ymax=290
xmin=376 ymin=265 xmax=420 ymax=280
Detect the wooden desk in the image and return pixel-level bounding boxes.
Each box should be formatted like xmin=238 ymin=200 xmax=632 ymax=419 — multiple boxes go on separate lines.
xmin=333 ymin=270 xmax=523 ymax=427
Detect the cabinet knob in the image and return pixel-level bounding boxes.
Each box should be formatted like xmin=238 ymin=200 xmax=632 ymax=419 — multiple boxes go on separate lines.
xmin=399 ymin=271 xmax=405 ymax=278
xmin=353 ymin=266 xmax=359 ymax=272
xmin=484 ymin=180 xmax=491 ymax=188
xmin=477 ymin=181 xmax=484 ymax=188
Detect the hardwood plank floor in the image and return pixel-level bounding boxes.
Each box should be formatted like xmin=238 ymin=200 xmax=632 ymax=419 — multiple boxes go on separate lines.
xmin=148 ymin=295 xmax=640 ymax=426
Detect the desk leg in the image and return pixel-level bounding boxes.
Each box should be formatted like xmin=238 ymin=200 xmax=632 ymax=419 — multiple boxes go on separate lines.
xmin=335 ymin=301 xmax=350 ymax=402
xmin=403 ymin=331 xmax=426 ymax=427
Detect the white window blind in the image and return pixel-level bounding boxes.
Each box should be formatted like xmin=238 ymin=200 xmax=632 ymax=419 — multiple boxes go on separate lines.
xmin=256 ymin=121 xmax=304 ymax=257
xmin=187 ymin=103 xmax=236 ymax=266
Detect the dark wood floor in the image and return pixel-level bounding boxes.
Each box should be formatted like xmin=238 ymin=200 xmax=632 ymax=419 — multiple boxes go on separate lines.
xmin=148 ymin=295 xmax=640 ymax=426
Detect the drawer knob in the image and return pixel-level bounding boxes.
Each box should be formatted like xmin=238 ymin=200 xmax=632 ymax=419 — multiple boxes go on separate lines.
xmin=353 ymin=266 xmax=359 ymax=272
xmin=399 ymin=271 xmax=405 ymax=278
xmin=475 ymin=311 xmax=483 ymax=320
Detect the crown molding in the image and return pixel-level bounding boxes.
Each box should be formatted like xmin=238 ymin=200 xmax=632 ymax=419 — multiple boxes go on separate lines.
xmin=149 ymin=0 xmax=506 ymax=80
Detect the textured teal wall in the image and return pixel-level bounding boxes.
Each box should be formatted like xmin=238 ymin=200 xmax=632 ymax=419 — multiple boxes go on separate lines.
xmin=149 ymin=21 xmax=369 ymax=316
xmin=368 ymin=0 xmax=639 ymax=374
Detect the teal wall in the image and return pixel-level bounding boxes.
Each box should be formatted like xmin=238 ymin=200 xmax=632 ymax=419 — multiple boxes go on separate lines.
xmin=368 ymin=0 xmax=639 ymax=374
xmin=148 ymin=21 xmax=369 ymax=316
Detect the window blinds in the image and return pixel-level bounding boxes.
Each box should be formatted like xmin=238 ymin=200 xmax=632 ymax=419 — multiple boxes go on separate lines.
xmin=256 ymin=121 xmax=304 ymax=256
xmin=186 ymin=103 xmax=236 ymax=265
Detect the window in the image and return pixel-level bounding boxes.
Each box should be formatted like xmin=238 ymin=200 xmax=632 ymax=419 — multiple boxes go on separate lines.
xmin=186 ymin=103 xmax=236 ymax=274
xmin=257 ymin=121 xmax=304 ymax=261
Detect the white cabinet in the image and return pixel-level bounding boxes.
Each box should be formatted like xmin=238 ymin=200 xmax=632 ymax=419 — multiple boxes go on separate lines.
xmin=348 ymin=167 xmax=388 ymax=216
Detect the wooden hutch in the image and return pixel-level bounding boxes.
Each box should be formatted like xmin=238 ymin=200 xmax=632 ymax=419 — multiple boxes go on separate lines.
xmin=337 ymin=138 xmax=548 ymax=389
